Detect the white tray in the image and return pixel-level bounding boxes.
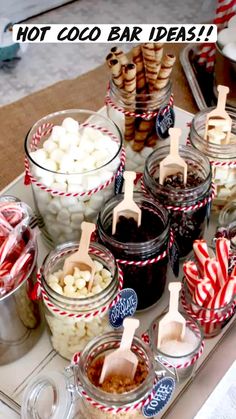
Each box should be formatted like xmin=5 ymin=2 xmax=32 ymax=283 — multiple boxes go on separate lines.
xmin=0 ymin=106 xmax=235 ymax=419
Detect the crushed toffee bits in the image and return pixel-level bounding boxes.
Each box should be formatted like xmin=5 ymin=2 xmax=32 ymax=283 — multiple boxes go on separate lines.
xmin=87 ymin=356 xmax=148 ymax=394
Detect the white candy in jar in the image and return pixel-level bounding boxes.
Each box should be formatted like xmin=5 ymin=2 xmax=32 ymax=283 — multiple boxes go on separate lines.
xmin=30 ymin=117 xmax=120 ymax=243
xmin=45 ymin=260 xmax=113 ymax=359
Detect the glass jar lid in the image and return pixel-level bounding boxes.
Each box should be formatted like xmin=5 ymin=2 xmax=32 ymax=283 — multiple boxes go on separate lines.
xmin=21 ymin=371 xmax=74 ymax=419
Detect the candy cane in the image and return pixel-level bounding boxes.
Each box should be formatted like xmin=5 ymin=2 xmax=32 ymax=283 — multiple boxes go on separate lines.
xmin=183 ymin=261 xmax=200 ymax=295
xmin=207 ymin=277 xmax=236 ymax=310
xmin=193 ymin=278 xmax=215 ymax=307
xmin=216 ymin=238 xmax=230 ymax=286
xmin=193 ymin=240 xmax=210 ymax=276
xmin=10 ymin=253 xmax=32 ymax=277
xmin=204 ymin=259 xmax=221 ymax=292
xmin=0 ymin=234 xmax=18 ymax=265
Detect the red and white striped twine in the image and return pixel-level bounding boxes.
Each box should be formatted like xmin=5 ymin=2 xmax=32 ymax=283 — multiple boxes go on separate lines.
xmin=105 ymin=90 xmax=174 ymax=120
xmin=181 ymin=287 xmax=236 ymax=324
xmin=116 ymin=229 xmax=174 ymax=266
xmin=37 ymin=251 xmax=123 ymax=320
xmin=72 ymin=345 xmax=157 ymax=414
xmin=141 ymin=319 xmax=204 ymax=370
xmin=141 ymin=178 xmax=216 ymax=213
xmin=25 ymin=122 xmax=126 ymax=197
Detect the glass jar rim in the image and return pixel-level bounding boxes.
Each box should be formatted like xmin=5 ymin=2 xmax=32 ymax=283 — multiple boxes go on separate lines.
xmin=144 ymin=144 xmax=212 ymax=194
xmin=190 ymin=106 xmax=236 ymax=158
xmin=77 ymin=331 xmax=155 ymax=407
xmin=97 ymin=192 xmax=170 ymax=251
xmin=109 ymin=78 xmax=172 ymax=100
xmin=24 ymin=109 xmax=123 ymax=176
xmin=148 ymin=311 xmax=203 ymax=360
xmin=41 ymin=241 xmax=119 ymax=307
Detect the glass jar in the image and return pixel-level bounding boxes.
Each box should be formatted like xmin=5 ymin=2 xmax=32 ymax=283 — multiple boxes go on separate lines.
xmin=76 ymin=331 xmax=158 ymax=419
xmin=40 ymin=241 xmax=120 ymax=360
xmin=148 ymin=312 xmax=204 ymax=381
xmin=0 ymin=227 xmax=43 ymax=365
xmin=143 ymin=145 xmax=212 ymax=258
xmin=106 ymin=80 xmax=172 ymax=173
xmin=189 ymin=107 xmax=236 ymax=211
xmin=24 ymin=109 xmax=123 ymax=248
xmin=181 ymin=279 xmax=236 ymax=338
xmin=97 ymin=192 xmax=170 ymax=311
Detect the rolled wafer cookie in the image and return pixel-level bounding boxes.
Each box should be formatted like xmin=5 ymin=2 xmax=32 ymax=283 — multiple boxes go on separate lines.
xmin=106 ymin=52 xmax=115 ymax=68
xmin=109 ymin=58 xmax=124 ymax=89
xmin=110 ymin=46 xmax=129 ymax=67
xmin=145 ymin=132 xmax=158 ymax=148
xmin=124 ymin=63 xmax=136 ymax=142
xmin=133 ymin=119 xmax=155 ymax=151
xmin=154 ymin=43 xmax=164 ymax=75
xmin=132 ymin=45 xmax=147 ymax=92
xmin=154 ymin=54 xmax=176 ymax=90
xmin=142 ymin=43 xmax=158 ymax=92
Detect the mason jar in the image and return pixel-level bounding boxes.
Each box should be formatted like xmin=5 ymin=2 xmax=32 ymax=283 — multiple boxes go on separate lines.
xmin=189 ymin=107 xmax=236 ymax=211
xmin=143 ymin=145 xmax=212 ymax=258
xmin=97 ymin=192 xmax=170 ymax=311
xmin=76 ymin=331 xmax=172 ymax=419
xmin=39 ymin=241 xmax=121 ymax=360
xmin=106 ymin=80 xmax=173 ymax=173
xmin=24 ymin=109 xmax=124 ymax=248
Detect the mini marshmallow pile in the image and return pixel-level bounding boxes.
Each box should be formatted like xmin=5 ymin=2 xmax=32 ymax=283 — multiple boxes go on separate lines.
xmin=29 ymin=117 xmax=120 ymax=244
xmin=218 ymin=15 xmax=236 ymax=61
xmin=125 ymin=144 xmax=153 ymax=173
xmin=47 ymin=260 xmax=112 ymax=297
xmin=45 ymin=260 xmax=113 ymax=359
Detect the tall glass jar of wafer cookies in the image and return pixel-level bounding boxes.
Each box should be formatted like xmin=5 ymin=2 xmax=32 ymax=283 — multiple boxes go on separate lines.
xmin=106 ymin=44 xmax=174 ymax=173
xmin=189 ymin=106 xmax=236 ymax=211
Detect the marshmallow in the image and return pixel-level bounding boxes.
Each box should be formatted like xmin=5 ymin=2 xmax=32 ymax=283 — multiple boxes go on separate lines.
xmin=43 ymin=159 xmax=58 ymax=172
xmin=50 ymin=149 xmax=65 ymax=163
xmin=30 ymin=149 xmax=48 ymax=166
xmin=50 ymin=126 xmax=66 ymax=142
xmin=43 ymin=139 xmax=57 ymax=153
xmin=62 ymin=117 xmax=79 ymax=134
xmin=60 ymin=196 xmax=78 ymax=207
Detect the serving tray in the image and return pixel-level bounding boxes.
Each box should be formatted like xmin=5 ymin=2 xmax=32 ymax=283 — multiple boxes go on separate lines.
xmin=0 ymin=106 xmax=235 ymax=419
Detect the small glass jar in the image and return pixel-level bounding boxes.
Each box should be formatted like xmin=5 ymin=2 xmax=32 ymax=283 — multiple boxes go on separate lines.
xmin=143 ymin=145 xmax=212 ymax=258
xmin=107 ymin=80 xmax=172 ymax=173
xmin=181 ymin=279 xmax=236 ymax=338
xmin=76 ymin=331 xmax=157 ymax=419
xmin=189 ymin=107 xmax=236 ymax=211
xmin=148 ymin=312 xmax=204 ymax=381
xmin=24 ymin=109 xmax=123 ymax=247
xmin=40 ymin=241 xmax=120 ymax=360
xmin=97 ymin=192 xmax=170 ymax=311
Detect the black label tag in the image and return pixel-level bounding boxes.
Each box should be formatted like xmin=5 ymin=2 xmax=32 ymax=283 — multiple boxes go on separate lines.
xmin=156 ymin=106 xmax=175 ymax=139
xmin=109 ymin=288 xmax=138 ymax=328
xmin=142 ymin=377 xmax=176 ymax=417
xmin=114 ymin=166 xmax=124 ymax=195
xmin=168 ymin=240 xmax=179 ymax=277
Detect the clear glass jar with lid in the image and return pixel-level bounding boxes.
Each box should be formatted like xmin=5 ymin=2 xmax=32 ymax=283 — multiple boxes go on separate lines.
xmin=106 ymin=80 xmax=173 ymax=173
xmin=189 ymin=106 xmax=236 ymax=211
xmin=39 ymin=241 xmax=121 ymax=360
xmin=97 ymin=192 xmax=170 ymax=311
xmin=143 ymin=144 xmax=213 ymax=258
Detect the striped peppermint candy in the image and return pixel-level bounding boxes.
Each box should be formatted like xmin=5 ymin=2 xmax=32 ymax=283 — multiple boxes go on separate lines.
xmin=193 ymin=277 xmax=215 ymax=307
xmin=204 ymin=259 xmax=221 ymax=292
xmin=215 ymin=238 xmax=230 ymax=286
xmin=10 ymin=252 xmax=32 ymax=278
xmin=183 ymin=261 xmax=200 ymax=295
xmin=0 ymin=233 xmax=18 ymax=265
xmin=207 ymin=276 xmax=236 ymax=310
xmin=193 ymin=240 xmax=210 ymax=277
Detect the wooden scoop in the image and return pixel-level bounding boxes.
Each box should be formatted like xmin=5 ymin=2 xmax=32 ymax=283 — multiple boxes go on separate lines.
xmin=112 ymin=171 xmax=141 ymax=235
xmin=99 ymin=317 xmax=140 ymax=384
xmin=159 ymin=128 xmax=187 ymax=185
xmin=63 ymin=222 xmax=96 ymax=291
xmin=204 ymin=85 xmax=232 ymax=144
xmin=157 ymin=282 xmax=186 ymax=348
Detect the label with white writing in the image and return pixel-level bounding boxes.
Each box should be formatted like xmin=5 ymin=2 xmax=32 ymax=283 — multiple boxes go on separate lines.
xmin=109 ymin=288 xmax=138 ymax=328
xmin=142 ymin=377 xmax=175 ymax=417
xmin=156 ymin=105 xmax=175 ymax=139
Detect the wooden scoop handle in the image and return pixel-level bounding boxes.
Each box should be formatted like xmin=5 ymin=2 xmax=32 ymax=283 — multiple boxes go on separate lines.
xmin=169 ymin=128 xmax=182 ymax=157
xmin=120 ymin=318 xmax=140 ymax=350
xmin=78 ymin=222 xmax=96 ymax=260
xmin=216 ymin=85 xmax=229 ymax=112
xmin=123 ymin=171 xmax=136 ymax=201
xmin=168 ymin=282 xmax=181 ymax=314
